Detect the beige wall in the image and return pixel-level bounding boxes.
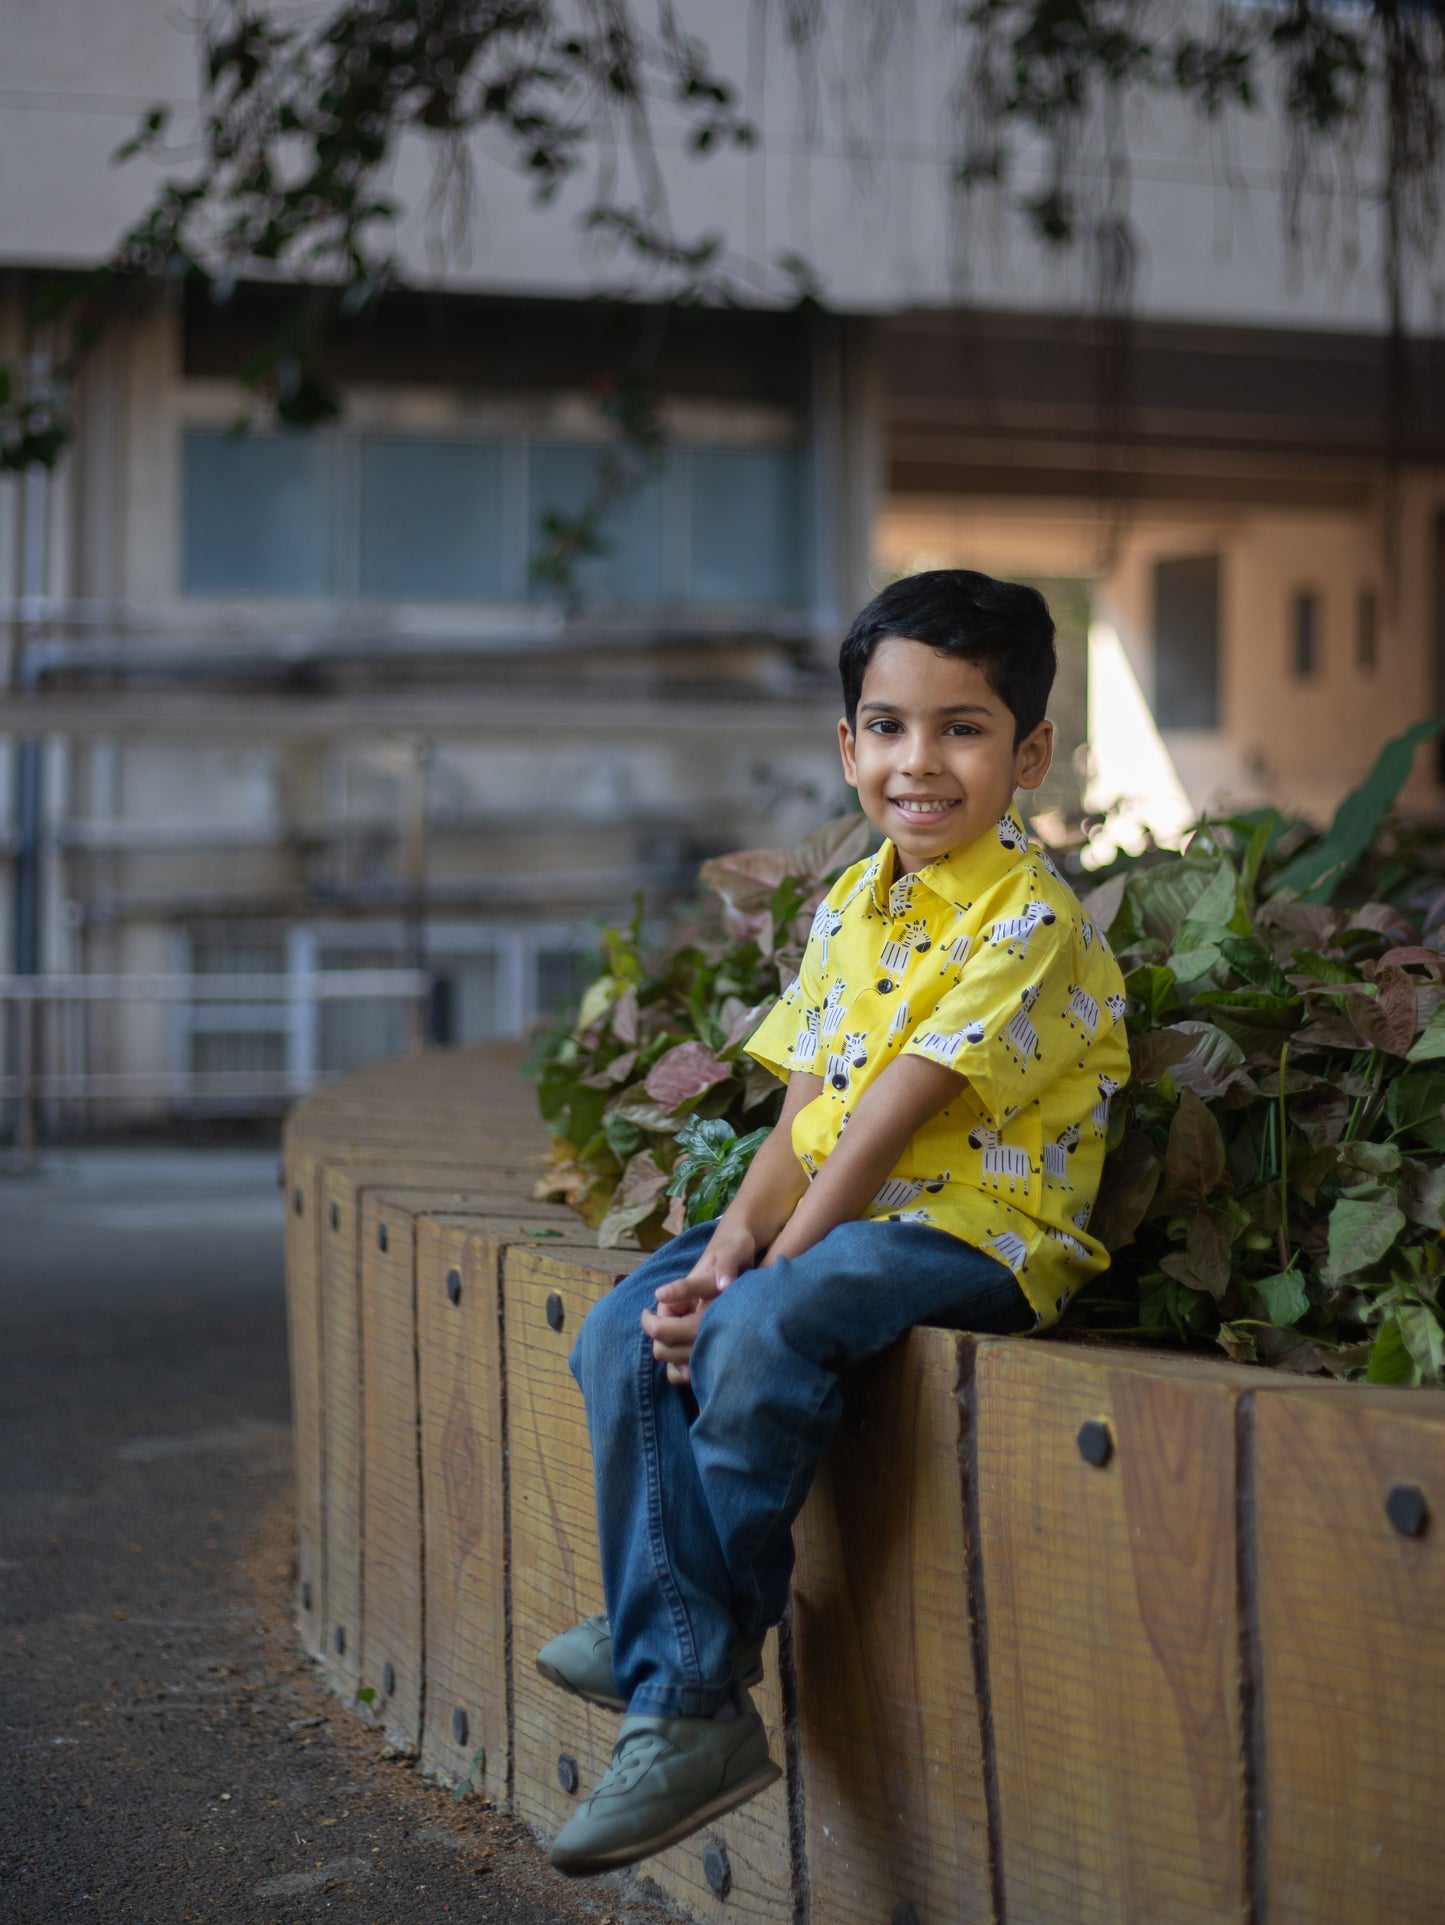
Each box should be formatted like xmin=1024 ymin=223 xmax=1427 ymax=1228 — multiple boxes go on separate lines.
xmin=880 ymin=482 xmax=1445 ymax=831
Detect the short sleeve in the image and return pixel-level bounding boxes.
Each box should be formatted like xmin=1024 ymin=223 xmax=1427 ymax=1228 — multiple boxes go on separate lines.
xmin=743 ymin=909 xmax=829 ymax=1082
xmin=903 ymin=913 xmax=1079 ymax=1127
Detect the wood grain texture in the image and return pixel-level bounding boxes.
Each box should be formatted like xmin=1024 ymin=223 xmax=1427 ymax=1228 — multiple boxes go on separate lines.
xmin=792 ymin=1327 xmax=992 ymax=1925
xmin=1255 ymin=1386 xmax=1445 ymax=1924
xmin=976 ymin=1340 xmax=1249 ymax=1925
xmin=316 ymin=1158 xmax=544 ymax=1708
xmin=359 ymin=1187 xmax=567 ymax=1750
xmin=415 ymin=1212 xmax=587 ymax=1792
xmin=282 ymin=1147 xmax=326 ymax=1661
xmin=505 ymin=1244 xmax=626 ymax=1834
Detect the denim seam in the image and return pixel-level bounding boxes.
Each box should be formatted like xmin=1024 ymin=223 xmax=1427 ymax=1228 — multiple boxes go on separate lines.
xmin=634 ymin=1328 xmax=704 ymax=1695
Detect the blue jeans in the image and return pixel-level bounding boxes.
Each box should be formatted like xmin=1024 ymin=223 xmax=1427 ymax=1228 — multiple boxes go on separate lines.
xmin=568 ymin=1216 xmax=1032 ymax=1718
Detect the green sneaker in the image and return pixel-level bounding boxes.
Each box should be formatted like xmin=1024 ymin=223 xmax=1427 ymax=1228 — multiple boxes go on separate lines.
xmin=535 ymin=1615 xmax=764 ymax=1714
xmin=548 ymin=1702 xmax=781 ymax=1876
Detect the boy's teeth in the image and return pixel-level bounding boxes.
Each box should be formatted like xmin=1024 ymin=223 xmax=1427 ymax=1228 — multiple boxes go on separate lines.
xmin=896 ymin=799 xmax=953 ymax=815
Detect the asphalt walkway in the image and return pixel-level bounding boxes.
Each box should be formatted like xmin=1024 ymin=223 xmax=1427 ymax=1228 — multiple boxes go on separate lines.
xmin=0 ymin=1148 xmax=676 ymax=1925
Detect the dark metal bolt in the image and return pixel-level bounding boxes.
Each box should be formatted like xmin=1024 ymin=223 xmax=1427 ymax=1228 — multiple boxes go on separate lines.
xmin=452 ymin=1706 xmax=468 ymax=1747
xmin=330 ymin=1202 xmax=339 ymax=1232
xmin=546 ymin=1292 xmax=565 ymax=1332
xmin=447 ymin=1267 xmax=462 ymax=1305
xmin=892 ymin=1905 xmax=920 ymax=1925
xmin=382 ymin=1662 xmax=395 ymax=1697
xmin=377 ymin=1222 xmax=388 ymax=1252
xmin=301 ymin=1581 xmax=312 ymax=1612
xmin=557 ymin=1752 xmax=579 ymax=1794
xmin=292 ymin=1187 xmax=303 ymax=1216
xmin=702 ymin=1841 xmax=731 ymax=1898
xmin=334 ymin=1625 xmax=346 ymax=1656
xmin=1077 ymin=1419 xmax=1112 ymax=1468
xmin=1387 ymin=1483 xmax=1429 ymax=1537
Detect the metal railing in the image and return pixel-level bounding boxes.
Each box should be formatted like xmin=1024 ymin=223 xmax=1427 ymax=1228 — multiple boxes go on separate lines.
xmin=1 ymin=970 xmax=433 ymax=1151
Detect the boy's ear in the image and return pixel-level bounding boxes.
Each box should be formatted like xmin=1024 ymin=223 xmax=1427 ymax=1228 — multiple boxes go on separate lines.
xmin=1014 ymin=719 xmax=1054 ymax=792
xmin=837 ymin=717 xmax=859 ymax=788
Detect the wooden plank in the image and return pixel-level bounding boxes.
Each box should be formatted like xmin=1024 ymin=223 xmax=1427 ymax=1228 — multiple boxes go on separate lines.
xmin=415 ymin=1212 xmax=593 ymax=1793
xmin=506 ymin=1244 xmax=626 ymax=1836
xmin=976 ymin=1341 xmax=1249 ymax=1925
xmin=1255 ymin=1386 xmax=1445 ymax=1924
xmin=791 ymin=1327 xmax=993 ymax=1925
xmin=358 ymin=1187 xmax=572 ymax=1751
xmin=315 ymin=1158 xmax=546 ymax=1705
xmin=505 ymin=1244 xmax=794 ymax=1925
xmin=281 ymin=1144 xmax=327 ymax=1661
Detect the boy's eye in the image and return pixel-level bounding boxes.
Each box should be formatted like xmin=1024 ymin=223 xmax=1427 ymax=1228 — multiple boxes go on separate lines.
xmin=944 ymin=722 xmax=980 ymax=737
xmin=866 ymin=718 xmax=902 ymax=735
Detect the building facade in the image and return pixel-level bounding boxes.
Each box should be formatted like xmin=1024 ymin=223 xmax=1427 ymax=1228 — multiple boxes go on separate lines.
xmin=3 ymin=2 xmax=1443 ymax=1130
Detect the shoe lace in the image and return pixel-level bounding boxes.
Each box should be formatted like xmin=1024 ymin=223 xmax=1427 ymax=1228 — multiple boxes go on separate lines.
xmin=597 ymin=1729 xmax=671 ymax=1795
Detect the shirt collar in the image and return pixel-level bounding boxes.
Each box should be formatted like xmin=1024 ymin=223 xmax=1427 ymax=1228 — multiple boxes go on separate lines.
xmin=870 ymin=806 xmax=1031 ymax=916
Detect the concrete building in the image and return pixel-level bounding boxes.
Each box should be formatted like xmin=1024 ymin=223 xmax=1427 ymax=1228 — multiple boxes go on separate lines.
xmin=3 ymin=2 xmax=1443 ymax=1130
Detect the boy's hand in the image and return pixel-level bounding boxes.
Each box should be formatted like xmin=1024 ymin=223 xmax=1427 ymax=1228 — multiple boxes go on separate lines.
xmin=643 ymin=1221 xmax=757 ymax=1385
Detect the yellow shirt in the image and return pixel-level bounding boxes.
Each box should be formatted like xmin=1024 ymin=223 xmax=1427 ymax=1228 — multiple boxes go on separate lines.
xmin=745 ymin=807 xmax=1130 ymax=1329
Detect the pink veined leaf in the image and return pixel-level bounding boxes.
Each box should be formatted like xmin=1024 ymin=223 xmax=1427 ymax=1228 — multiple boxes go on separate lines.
xmin=644 ymin=1040 xmax=732 ymax=1114
xmin=597 ymin=1149 xmax=671 ymax=1249
xmin=697 ymin=847 xmax=797 ymax=917
xmin=788 ymin=814 xmax=873 ymax=890
xmin=1349 ymin=964 xmax=1418 ymax=1057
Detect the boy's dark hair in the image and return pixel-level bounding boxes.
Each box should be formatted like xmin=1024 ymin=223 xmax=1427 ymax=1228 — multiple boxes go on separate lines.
xmin=839 ymin=569 xmax=1056 ymax=743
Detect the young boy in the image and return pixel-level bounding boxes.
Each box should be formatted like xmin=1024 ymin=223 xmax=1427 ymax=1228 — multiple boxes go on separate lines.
xmin=541 ymin=569 xmax=1129 ymax=1877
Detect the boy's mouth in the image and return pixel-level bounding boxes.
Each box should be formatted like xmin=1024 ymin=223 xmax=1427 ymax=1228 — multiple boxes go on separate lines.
xmin=890 ymin=796 xmax=959 ymax=820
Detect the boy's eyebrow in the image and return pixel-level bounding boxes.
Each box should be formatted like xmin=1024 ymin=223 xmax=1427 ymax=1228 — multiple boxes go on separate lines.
xmin=858 ymin=699 xmax=998 ymax=716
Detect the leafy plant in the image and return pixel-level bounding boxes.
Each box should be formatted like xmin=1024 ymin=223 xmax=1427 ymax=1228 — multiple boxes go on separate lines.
xmin=533 ymin=721 xmax=1445 ymax=1386
xmin=1070 ymin=720 xmax=1445 ymax=1383
xmin=530 ymin=813 xmax=870 ymax=1249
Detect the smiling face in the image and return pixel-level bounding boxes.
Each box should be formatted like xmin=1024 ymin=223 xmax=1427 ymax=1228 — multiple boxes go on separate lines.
xmin=838 ymin=637 xmax=1054 ymax=873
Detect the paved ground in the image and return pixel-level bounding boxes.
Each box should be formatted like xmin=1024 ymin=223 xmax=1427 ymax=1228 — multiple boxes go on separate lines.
xmin=0 ymin=1149 xmax=678 ymax=1925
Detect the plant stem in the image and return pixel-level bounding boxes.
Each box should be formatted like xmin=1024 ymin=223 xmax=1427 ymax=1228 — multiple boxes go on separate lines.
xmin=1276 ymin=1040 xmax=1291 ymax=1272
xmin=1344 ymin=1047 xmax=1379 ymax=1142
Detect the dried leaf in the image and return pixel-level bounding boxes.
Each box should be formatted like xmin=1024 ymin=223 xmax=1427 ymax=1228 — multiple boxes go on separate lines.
xmin=597 ymin=1150 xmax=670 ymax=1248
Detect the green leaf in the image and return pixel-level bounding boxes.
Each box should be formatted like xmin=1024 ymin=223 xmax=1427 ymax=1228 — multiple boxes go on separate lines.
xmin=1365 ymin=1317 xmax=1420 ymax=1386
xmin=1407 ymin=1003 xmax=1445 ymax=1063
xmin=1324 ymin=1190 xmax=1406 ymax=1285
xmin=1386 ymin=1071 xmax=1445 ymax=1150
xmin=1266 ymin=718 xmax=1444 ymax=903
xmin=1255 ymin=1269 xmax=1309 ymax=1327
xmin=1398 ymin=1304 xmax=1445 ymax=1384
xmin=1125 ymin=964 xmax=1178 ymax=1023
xmin=357 ymin=1687 xmax=375 ymax=1705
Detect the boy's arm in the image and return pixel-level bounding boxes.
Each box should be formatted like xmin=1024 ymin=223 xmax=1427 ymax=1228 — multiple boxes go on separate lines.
xmin=761 ymin=1055 xmax=964 ymax=1265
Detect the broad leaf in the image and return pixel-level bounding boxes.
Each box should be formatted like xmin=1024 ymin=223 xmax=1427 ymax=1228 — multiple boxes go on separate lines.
xmin=1185 ymin=1207 xmax=1234 ymax=1298
xmin=1366 ymin=1317 xmax=1420 ymax=1385
xmin=644 ymin=1040 xmax=732 ymax=1114
xmin=1266 ymin=718 xmax=1444 ymax=903
xmin=1091 ymin=1132 xmax=1161 ymax=1250
xmin=1255 ymin=1268 xmax=1310 ymax=1327
xmin=1324 ymin=1190 xmax=1406 ymax=1285
xmin=1155 ymin=1088 xmax=1227 ymax=1213
xmin=1398 ymin=1303 xmax=1445 ymax=1384
xmin=1407 ymin=1002 xmax=1445 ymax=1063
xmin=597 ymin=1149 xmax=670 ymax=1248
xmin=788 ymin=813 xmax=873 ymax=889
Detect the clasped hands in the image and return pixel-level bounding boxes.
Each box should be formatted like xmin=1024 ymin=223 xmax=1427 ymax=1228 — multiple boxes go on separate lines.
xmin=640 ymin=1222 xmax=762 ymax=1387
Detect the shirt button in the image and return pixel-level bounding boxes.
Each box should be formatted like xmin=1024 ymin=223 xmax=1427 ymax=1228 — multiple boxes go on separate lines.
xmin=876 ymin=977 xmax=895 ymax=994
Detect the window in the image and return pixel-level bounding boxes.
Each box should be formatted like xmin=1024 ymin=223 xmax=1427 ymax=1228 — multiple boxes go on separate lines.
xmin=359 ymin=436 xmax=504 ymax=600
xmin=317 ymin=944 xmax=407 ymax=1076
xmin=1292 ymin=591 xmax=1319 ymax=678
xmin=527 ymin=445 xmax=670 ymax=603
xmin=1152 ymin=555 xmax=1220 ymax=729
xmin=184 ymin=431 xmax=337 ymax=595
xmin=691 ymin=447 xmax=805 ymax=605
xmin=182 ymin=427 xmax=807 ymax=607
xmin=1357 ymin=585 xmax=1377 ymax=673
xmin=178 ymin=930 xmax=292 ymax=1106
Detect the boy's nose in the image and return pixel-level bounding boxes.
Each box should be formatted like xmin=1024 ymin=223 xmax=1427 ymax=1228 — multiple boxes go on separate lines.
xmin=898 ymin=736 xmax=942 ymax=775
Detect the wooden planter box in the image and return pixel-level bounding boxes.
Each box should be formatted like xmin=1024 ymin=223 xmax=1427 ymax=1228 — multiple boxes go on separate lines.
xmin=283 ymin=1046 xmax=1445 ymax=1924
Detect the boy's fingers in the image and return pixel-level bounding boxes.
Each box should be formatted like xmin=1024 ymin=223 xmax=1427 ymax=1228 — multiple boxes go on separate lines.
xmin=666 ymin=1362 xmax=691 ymax=1386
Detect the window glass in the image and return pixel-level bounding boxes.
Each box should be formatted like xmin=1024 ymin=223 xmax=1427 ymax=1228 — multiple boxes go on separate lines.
xmin=528 ymin=445 xmax=668 ymax=603
xmin=317 ymin=945 xmax=407 ymax=1074
xmin=359 ymin=436 xmax=504 ymax=600
xmin=183 ymin=429 xmax=336 ymax=595
xmin=690 ymin=446 xmax=804 ymax=605
xmin=190 ymin=1032 xmax=288 ymax=1078
xmin=423 ymin=952 xmax=505 ymax=1044
xmin=536 ymin=943 xmax=598 ymax=1018
xmin=1153 ymin=555 xmax=1220 ymax=729
xmin=1292 ymin=591 xmax=1319 ymax=678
